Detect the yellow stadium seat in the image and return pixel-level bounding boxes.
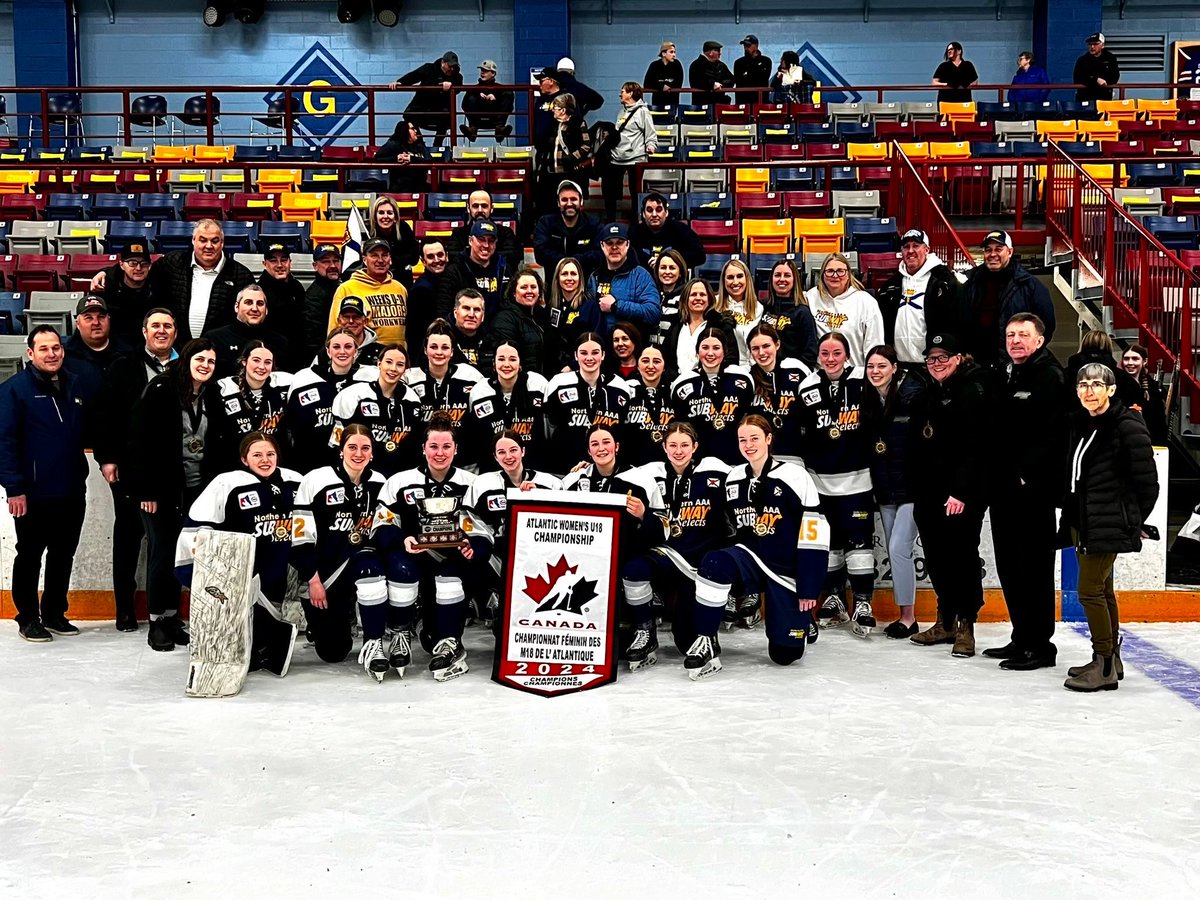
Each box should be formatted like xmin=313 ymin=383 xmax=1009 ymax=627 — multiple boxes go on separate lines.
xmin=0 ymin=170 xmax=36 ymax=193
xmin=152 ymin=145 xmax=193 ymax=164
xmin=938 ymin=101 xmax=976 ymax=124
xmin=310 ymin=219 xmax=348 ymax=246
xmin=847 ymin=142 xmax=890 ymax=161
xmin=279 ymin=191 xmax=327 ymax=223
xmin=1082 ymin=163 xmax=1117 ymax=191
xmin=793 ymin=217 xmax=845 ymax=256
xmin=896 ymin=141 xmax=930 ymax=161
xmin=1036 ymin=120 xmax=1079 ymax=142
xmin=1077 ymin=119 xmax=1121 ymax=142
xmin=741 ymin=219 xmax=792 ymax=256
xmin=1136 ymin=98 xmax=1178 ymax=123
xmin=192 ymin=145 xmax=235 ymax=163
xmin=734 ymin=168 xmax=770 ymax=193
xmin=255 ymin=169 xmax=302 ymax=192
xmin=1096 ymin=99 xmax=1138 ymax=123
xmin=930 ymin=141 xmax=972 ymax=160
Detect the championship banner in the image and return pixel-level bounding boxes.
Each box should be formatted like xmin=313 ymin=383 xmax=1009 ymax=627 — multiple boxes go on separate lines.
xmin=493 ymin=489 xmax=625 ymax=697
xmin=1172 ymin=42 xmax=1200 ymax=100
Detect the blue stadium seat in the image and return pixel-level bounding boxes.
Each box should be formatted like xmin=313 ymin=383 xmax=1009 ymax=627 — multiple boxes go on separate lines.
xmin=757 ymin=123 xmax=797 ymax=144
xmin=233 ymin=144 xmax=278 ymax=162
xmin=1129 ymin=163 xmax=1182 ymax=188
xmin=835 ymin=121 xmax=875 ymax=141
xmin=1011 ymin=141 xmax=1049 ymax=157
xmin=425 ymin=147 xmax=450 ymax=163
xmin=1017 ymin=101 xmax=1059 ymax=118
xmin=822 ymin=166 xmax=859 ymax=190
xmin=424 ymin=192 xmax=470 ymax=221
xmin=257 ymin=221 xmax=308 ymax=252
xmin=1060 ymin=100 xmax=1100 ymax=121
xmin=977 ymin=101 xmax=1018 ymax=121
xmin=222 ymin=221 xmax=259 ymax=253
xmin=276 ymin=145 xmax=322 ymax=162
xmin=971 ymin=142 xmax=1015 ymax=157
xmin=772 ymin=167 xmax=816 ymax=191
xmin=155 ymin=220 xmax=195 ymax=252
xmin=1057 ymin=141 xmax=1102 ymax=157
xmin=489 ymin=193 xmax=524 ymax=222
xmin=0 ymin=222 xmax=10 ymax=252
xmin=136 ymin=193 xmax=184 ymax=221
xmin=748 ymin=253 xmax=799 ymax=293
xmin=346 ymin=169 xmax=390 ymax=192
xmin=0 ymin=292 xmax=26 ymax=335
xmin=797 ymin=122 xmax=836 ymax=141
xmin=695 ymin=253 xmax=737 ymax=285
xmin=680 ymin=144 xmax=722 ymax=162
xmin=106 ymin=220 xmax=158 ymax=252
xmin=647 ymin=105 xmax=680 ymax=125
xmin=636 ymin=191 xmax=684 ymax=216
xmin=92 ymin=194 xmax=139 ymax=221
xmin=1143 ymin=216 xmax=1199 ymax=251
xmin=845 ymin=217 xmax=899 ymax=253
xmin=44 ymin=193 xmax=92 ymax=221
xmin=300 ymin=168 xmax=340 ymax=193
xmin=686 ymin=192 xmax=733 ymax=220
xmin=66 ymin=145 xmax=113 ymax=162
xmin=677 ymin=105 xmax=714 ymax=125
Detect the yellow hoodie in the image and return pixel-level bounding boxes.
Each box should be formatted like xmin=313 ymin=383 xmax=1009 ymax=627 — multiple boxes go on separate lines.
xmin=328 ymin=269 xmax=409 ymax=347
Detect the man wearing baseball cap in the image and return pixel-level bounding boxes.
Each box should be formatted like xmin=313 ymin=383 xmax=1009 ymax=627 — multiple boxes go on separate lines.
xmin=961 ymin=230 xmax=1055 ymax=368
xmin=63 ymin=294 xmax=122 ymax=403
xmin=690 ymin=40 xmax=735 ymax=106
xmin=328 ymin=238 xmax=410 ymax=350
xmin=302 ymin=243 xmax=343 ymax=359
xmin=97 ymin=241 xmax=156 ymax=346
xmin=586 ymin=223 xmax=661 ymax=340
xmin=533 ymin=179 xmax=602 ymax=275
xmin=389 ymin=50 xmax=463 ymax=146
xmin=436 ymin=219 xmax=511 ymax=319
xmin=258 ymin=241 xmax=305 ymax=368
xmin=461 ymin=59 xmax=513 ymax=142
xmin=734 ymin=35 xmax=772 ymax=105
xmin=1074 ymin=32 xmax=1120 ymax=103
xmin=877 ymin=228 xmax=963 ymax=367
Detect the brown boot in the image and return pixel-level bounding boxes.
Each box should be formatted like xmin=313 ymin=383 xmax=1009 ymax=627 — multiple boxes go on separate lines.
xmin=911 ymin=620 xmax=956 ymax=646
xmin=951 ymin=620 xmax=975 ymax=658
xmin=1064 ymin=654 xmax=1119 ymax=692
xmin=1066 ymin=653 xmax=1101 ymax=679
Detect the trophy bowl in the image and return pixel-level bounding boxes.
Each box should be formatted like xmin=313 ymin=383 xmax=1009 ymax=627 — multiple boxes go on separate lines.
xmin=415 ymin=495 xmax=465 ymax=549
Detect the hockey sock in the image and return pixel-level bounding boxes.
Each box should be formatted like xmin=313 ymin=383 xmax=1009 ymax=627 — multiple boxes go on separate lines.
xmin=434 ymin=576 xmax=467 ymax=641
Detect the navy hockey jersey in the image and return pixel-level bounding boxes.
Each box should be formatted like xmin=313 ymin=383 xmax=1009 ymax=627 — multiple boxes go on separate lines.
xmin=290 ymin=464 xmax=387 ymax=585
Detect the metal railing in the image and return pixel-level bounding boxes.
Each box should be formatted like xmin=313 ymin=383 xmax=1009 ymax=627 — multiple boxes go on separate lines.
xmin=1045 ymin=142 xmax=1200 ymax=415
xmin=890 ymin=146 xmax=976 ymax=273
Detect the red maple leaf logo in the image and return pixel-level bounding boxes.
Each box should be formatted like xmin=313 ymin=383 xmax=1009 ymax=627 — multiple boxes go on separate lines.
xmin=523 ymin=555 xmax=578 ymax=604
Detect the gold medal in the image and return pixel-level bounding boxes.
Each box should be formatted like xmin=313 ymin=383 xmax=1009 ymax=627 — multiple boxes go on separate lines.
xmin=274 ymin=524 xmax=290 ymax=540
xmin=348 ymin=531 xmax=364 ymax=546
xmin=385 ymin=440 xmax=397 ymax=452
xmin=754 ymin=522 xmax=769 ymax=536
xmin=713 ymin=417 xmax=726 ymax=431
xmin=670 ymin=522 xmax=683 ymax=539
xmin=651 ymin=430 xmax=663 ymax=443
xmin=772 ymin=416 xmax=783 ymax=430
xmin=922 ymin=423 xmax=934 ymax=440
xmin=188 ymin=438 xmax=204 ymax=453
xmin=828 ymin=426 xmax=841 ymax=440
xmin=875 ymin=440 xmax=887 ymax=455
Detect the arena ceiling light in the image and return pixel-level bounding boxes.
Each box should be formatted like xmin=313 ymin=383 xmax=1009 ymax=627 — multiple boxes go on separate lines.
xmin=337 ymin=0 xmax=367 ymax=23
xmin=202 ymin=2 xmax=227 ymax=26
xmin=233 ymin=0 xmax=265 ymax=23
xmin=372 ymin=0 xmax=401 ymax=27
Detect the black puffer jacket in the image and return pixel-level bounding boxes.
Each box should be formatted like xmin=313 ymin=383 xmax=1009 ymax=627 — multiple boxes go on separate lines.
xmin=1060 ymin=400 xmax=1158 ymax=554
xmin=993 ymin=346 xmax=1068 ymax=499
xmin=486 ymin=299 xmax=550 ymax=376
xmin=911 ymin=360 xmax=993 ymax=504
xmin=862 ymin=370 xmax=924 ymax=505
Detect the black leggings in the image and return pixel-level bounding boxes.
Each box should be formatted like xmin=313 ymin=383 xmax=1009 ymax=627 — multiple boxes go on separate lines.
xmin=601 ymin=164 xmax=638 ymax=222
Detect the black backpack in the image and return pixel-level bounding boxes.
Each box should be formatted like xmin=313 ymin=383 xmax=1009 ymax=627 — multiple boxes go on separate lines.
xmin=588 ymin=116 xmax=632 ymax=169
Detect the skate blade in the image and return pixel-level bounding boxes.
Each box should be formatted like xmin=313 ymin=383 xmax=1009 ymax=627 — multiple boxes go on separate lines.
xmin=369 ymin=669 xmax=386 ymax=684
xmin=432 ymin=661 xmax=469 ymax=682
xmin=686 ymin=659 xmax=722 ymax=681
xmin=736 ymin=613 xmax=762 ymax=630
xmin=628 ymin=652 xmax=658 ymax=673
xmin=851 ymin=623 xmax=873 ymax=639
xmin=389 ymin=657 xmax=410 ymax=671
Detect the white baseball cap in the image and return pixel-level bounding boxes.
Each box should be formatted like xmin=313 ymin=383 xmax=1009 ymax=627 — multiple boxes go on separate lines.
xmin=556 ymin=57 xmax=575 ymax=73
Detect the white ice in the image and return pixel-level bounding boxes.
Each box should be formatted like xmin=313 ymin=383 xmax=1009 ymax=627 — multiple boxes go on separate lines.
xmin=2 ymin=620 xmax=1199 ymax=899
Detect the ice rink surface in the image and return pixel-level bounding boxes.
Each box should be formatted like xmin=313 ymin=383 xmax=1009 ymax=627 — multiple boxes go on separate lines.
xmin=2 ymin=619 xmax=1199 ymax=899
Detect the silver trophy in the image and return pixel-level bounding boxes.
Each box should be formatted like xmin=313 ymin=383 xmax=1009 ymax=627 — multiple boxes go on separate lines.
xmin=416 ymin=495 xmax=465 ymax=549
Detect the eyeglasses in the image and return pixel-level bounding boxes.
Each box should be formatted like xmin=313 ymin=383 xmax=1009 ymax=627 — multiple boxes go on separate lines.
xmin=1076 ymin=380 xmax=1109 ymax=393
xmin=824 ymin=268 xmax=849 ymax=277
xmin=925 ymin=354 xmax=954 ymax=366
xmin=122 ymin=259 xmax=149 ymax=268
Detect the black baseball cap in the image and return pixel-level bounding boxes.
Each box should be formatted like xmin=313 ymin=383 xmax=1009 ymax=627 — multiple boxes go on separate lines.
xmin=924 ymin=332 xmax=963 ymax=357
xmin=601 ymin=222 xmax=630 ymax=241
xmin=121 ymin=241 xmax=151 ymax=262
xmin=362 ymin=238 xmax=391 ymax=255
xmin=740 ymin=35 xmax=760 ymax=46
xmin=263 ymin=242 xmax=290 ymax=259
xmin=75 ymin=293 xmax=108 ymax=316
xmin=312 ymin=243 xmax=340 ymax=261
xmin=339 ymin=297 xmax=367 ymax=317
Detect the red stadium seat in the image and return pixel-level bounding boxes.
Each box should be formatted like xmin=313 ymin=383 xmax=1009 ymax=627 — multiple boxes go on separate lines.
xmin=692 ymin=219 xmax=739 ymax=254
xmin=764 ymin=143 xmax=807 ymax=162
xmin=182 ymin=192 xmax=232 ymax=221
xmin=781 ymin=190 xmax=831 ymax=217
xmin=858 ymin=251 xmax=900 ymax=289
xmin=874 ymin=121 xmax=915 ymax=141
xmin=714 ymin=104 xmax=751 ymax=125
xmin=953 ymin=121 xmax=996 ymax=142
xmin=914 ymin=120 xmax=954 ymax=141
xmin=12 ymin=254 xmax=68 ymax=292
xmin=229 ymin=192 xmax=281 ymax=221
xmin=67 ymin=254 xmax=119 ymax=289
xmin=321 ymin=146 xmax=367 ymax=163
xmin=414 ymin=220 xmax=460 ymax=241
xmin=735 ymin=192 xmax=782 ymax=218
xmin=0 ymin=193 xmax=47 ymax=221
xmin=724 ymin=144 xmax=765 ymax=163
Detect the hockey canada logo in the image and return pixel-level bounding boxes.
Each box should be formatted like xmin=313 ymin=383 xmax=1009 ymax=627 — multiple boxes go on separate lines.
xmin=524 ymin=555 xmax=597 ymax=615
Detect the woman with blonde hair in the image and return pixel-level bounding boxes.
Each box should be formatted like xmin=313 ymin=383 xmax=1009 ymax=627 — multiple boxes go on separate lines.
xmin=805 ymin=252 xmax=884 ymax=366
xmin=713 ymin=257 xmax=761 ymax=361
xmin=365 ymin=195 xmax=418 ymax=287
xmin=547 ymin=256 xmax=591 ymax=369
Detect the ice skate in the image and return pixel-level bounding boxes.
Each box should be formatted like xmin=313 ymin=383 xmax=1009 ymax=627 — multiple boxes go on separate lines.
xmin=736 ymin=594 xmax=762 ymax=629
xmin=386 ymin=629 xmax=411 ymax=677
xmin=429 ymin=637 xmax=469 ymax=682
xmin=626 ymin=626 xmax=658 ymax=672
xmin=807 ymin=619 xmax=820 ymax=644
xmin=850 ymin=598 xmax=876 ymax=638
xmin=818 ymin=595 xmax=850 ymax=628
xmin=358 ymin=638 xmax=389 ymax=683
xmin=684 ymin=635 xmax=722 ymax=681
xmin=722 ymin=597 xmax=738 ymax=631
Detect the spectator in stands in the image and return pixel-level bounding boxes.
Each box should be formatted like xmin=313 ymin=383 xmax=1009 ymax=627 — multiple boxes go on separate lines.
xmin=1059 ymin=362 xmax=1158 ymax=693
xmin=1009 ymin=51 xmax=1051 ymax=104
xmin=374 ymin=119 xmax=430 ymax=193
xmin=644 ymin=41 xmax=685 ymax=107
xmin=764 ymin=259 xmax=818 ymax=367
xmin=548 ymin=257 xmax=591 ymax=369
xmin=932 ymin=41 xmax=979 ymax=103
xmin=534 ymin=179 xmax=602 ymax=276
xmin=609 ymin=321 xmax=644 ymax=381
xmin=876 ymin=228 xmax=961 ymax=369
xmin=63 ymin=294 xmax=123 ymax=405
xmin=94 ymin=308 xmax=179 ymax=633
xmin=769 ymin=51 xmax=814 ymax=105
xmin=1074 ymin=33 xmax=1120 ymax=104
xmin=329 ymin=239 xmax=410 ymax=350
xmin=207 ymin=284 xmax=290 ymax=377
xmin=390 ymin=50 xmax=463 ymax=146
xmin=734 ymin=35 xmax=772 ymax=105
xmin=533 ymin=68 xmax=565 ymax=159
xmin=97 ymin=241 xmax=155 ymax=346
xmin=535 ymin=93 xmax=593 ymax=218
xmin=437 ymin=220 xmax=512 ymax=320
xmin=581 ymin=223 xmax=661 ymax=341
xmin=650 ymin=248 xmax=689 ymax=346
xmin=689 ymin=40 xmax=735 ymax=106
xmin=1122 ymin=343 xmax=1168 ymax=444
xmin=367 ymin=195 xmax=419 ymax=288
xmin=961 ymin=230 xmax=1055 ymax=369
xmin=257 ymin=243 xmax=306 ymax=364
xmin=805 ymin=252 xmax=885 ymax=367
xmin=487 ymin=267 xmax=551 ymax=376
xmin=986 ymin=313 xmax=1068 ymax=672
xmin=629 ymin=192 xmax=706 ymax=271
xmin=447 ymin=190 xmax=522 ymax=274
xmin=601 ymin=82 xmax=658 ymax=224
xmin=461 ymin=59 xmax=513 ymax=142
xmin=554 ymin=58 xmax=604 ymax=118
xmin=0 ymin=326 xmax=89 ymax=643
xmin=129 ymin=338 xmax=219 ymax=651
xmin=91 ymin=219 xmax=254 ymax=344
xmin=448 ymin=288 xmax=489 ymax=371
xmin=408 ymin=240 xmax=449 ymax=367
xmin=303 ymin=243 xmax=342 ymax=361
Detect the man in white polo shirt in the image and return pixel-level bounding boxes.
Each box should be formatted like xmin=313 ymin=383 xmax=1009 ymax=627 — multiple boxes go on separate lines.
xmin=149 ymin=219 xmax=255 ymax=342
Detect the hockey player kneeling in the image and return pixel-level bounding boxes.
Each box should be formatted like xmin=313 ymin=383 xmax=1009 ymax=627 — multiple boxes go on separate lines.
xmin=289 ymin=425 xmax=388 ymax=674
xmin=176 ymin=433 xmax=303 ymax=695
xmin=688 ymin=414 xmax=830 ymax=679
xmin=371 ymin=413 xmax=494 ymax=682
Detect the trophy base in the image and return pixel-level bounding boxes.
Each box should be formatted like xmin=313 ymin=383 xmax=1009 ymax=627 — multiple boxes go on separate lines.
xmin=414 ymin=530 xmax=465 ymax=551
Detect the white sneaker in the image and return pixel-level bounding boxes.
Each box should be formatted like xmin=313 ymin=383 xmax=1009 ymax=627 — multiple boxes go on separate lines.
xmin=357 ymin=638 xmax=388 ymax=683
